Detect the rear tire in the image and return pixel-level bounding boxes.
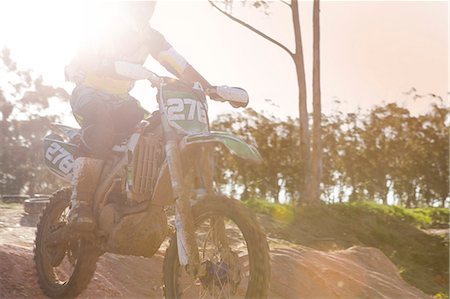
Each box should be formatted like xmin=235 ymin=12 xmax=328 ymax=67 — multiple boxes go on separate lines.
xmin=163 ymin=195 xmax=270 ymax=298
xmin=34 ymin=188 xmax=99 ymax=298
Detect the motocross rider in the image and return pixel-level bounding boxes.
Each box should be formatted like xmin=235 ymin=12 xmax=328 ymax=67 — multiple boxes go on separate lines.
xmin=64 ymin=1 xmax=212 ymax=232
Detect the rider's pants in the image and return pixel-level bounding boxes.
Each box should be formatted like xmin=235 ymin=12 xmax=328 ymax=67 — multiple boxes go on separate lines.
xmin=70 ymin=85 xmax=146 ymax=158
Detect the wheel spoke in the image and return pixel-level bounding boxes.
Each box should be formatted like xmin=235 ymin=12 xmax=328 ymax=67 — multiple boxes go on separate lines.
xmin=171 ymin=211 xmax=248 ymax=298
xmin=34 ymin=188 xmax=99 ymax=298
xmin=163 ymin=197 xmax=270 ymax=298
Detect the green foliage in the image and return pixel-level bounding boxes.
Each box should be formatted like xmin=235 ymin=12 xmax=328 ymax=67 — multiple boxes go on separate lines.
xmin=415 ymin=207 xmax=449 ymax=229
xmin=434 ymin=293 xmax=449 ymax=299
xmin=345 ymin=202 xmax=425 ymax=227
xmin=213 ymin=101 xmax=449 ymax=207
xmin=244 ymin=199 xmax=295 ymax=224
xmin=343 ymin=202 xmax=448 ymax=229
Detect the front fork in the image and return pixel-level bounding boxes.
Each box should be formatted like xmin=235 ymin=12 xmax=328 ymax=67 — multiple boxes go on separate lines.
xmin=158 ymin=89 xmax=231 ymax=280
xmin=166 ymin=139 xmax=201 ymax=275
xmin=158 ymin=93 xmax=201 ymax=277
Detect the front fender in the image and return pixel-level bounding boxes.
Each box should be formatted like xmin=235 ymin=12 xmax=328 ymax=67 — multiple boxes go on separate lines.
xmin=183 ymin=131 xmax=262 ymax=163
xmin=151 ymin=131 xmax=262 ymax=206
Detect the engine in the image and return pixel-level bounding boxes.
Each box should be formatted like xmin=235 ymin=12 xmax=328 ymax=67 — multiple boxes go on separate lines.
xmin=98 ymin=132 xmax=168 ymax=258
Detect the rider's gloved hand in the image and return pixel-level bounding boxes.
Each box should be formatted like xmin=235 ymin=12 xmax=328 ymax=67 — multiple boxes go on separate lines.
xmin=214 ymin=86 xmax=249 ymax=108
xmin=206 ymin=89 xmax=226 ymax=103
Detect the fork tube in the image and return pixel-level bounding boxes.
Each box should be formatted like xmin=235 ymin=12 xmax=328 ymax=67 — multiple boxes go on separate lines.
xmin=157 ymin=89 xmax=200 ymax=275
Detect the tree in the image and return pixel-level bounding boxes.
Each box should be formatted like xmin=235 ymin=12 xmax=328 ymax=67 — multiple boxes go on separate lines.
xmin=0 ymin=48 xmax=69 ymax=195
xmin=208 ymin=0 xmax=322 ymax=204
xmin=310 ymin=0 xmax=322 ymax=202
xmin=417 ymin=104 xmax=449 ymax=207
xmin=214 ymin=100 xmax=448 ymax=207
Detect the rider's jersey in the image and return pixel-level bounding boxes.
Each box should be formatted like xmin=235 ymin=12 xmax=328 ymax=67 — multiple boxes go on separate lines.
xmin=65 ymin=17 xmax=189 ymax=95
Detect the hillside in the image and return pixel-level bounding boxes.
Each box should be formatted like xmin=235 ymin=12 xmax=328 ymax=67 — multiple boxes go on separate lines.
xmin=247 ymin=200 xmax=449 ymax=297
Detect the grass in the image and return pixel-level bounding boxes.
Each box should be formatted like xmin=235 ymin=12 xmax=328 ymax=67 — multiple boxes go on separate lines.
xmin=244 ymin=199 xmax=449 ymax=297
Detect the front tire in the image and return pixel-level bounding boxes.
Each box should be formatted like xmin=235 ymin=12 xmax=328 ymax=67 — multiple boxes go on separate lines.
xmin=163 ymin=195 xmax=271 ymax=298
xmin=34 ymin=188 xmax=99 ymax=298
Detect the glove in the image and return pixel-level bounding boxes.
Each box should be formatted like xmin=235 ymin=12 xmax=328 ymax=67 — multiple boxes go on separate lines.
xmin=215 ymin=86 xmax=249 ymax=108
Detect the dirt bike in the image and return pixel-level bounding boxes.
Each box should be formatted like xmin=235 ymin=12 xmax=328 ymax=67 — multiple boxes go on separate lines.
xmin=34 ymin=73 xmax=271 ymax=298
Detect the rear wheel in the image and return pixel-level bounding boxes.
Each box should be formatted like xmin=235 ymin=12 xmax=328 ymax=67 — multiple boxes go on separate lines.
xmin=34 ymin=188 xmax=99 ymax=298
xmin=163 ymin=195 xmax=270 ymax=298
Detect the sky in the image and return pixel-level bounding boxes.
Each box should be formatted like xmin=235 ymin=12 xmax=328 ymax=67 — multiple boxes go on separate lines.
xmin=0 ymin=0 xmax=448 ymax=126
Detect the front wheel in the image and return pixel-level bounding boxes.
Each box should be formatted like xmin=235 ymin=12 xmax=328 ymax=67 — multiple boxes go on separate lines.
xmin=34 ymin=188 xmax=99 ymax=298
xmin=163 ymin=195 xmax=271 ymax=298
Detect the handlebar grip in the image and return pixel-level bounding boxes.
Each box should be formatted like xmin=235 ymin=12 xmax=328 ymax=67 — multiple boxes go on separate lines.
xmin=210 ymin=86 xmax=249 ymax=108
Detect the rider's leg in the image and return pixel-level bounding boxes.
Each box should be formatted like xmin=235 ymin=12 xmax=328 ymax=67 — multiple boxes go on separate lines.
xmin=68 ymin=157 xmax=103 ymax=231
xmin=68 ymin=87 xmax=114 ymax=231
xmin=68 ymin=87 xmax=145 ymax=231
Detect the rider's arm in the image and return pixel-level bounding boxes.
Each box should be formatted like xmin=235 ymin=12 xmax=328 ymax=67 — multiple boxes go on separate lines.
xmin=66 ymin=27 xmax=213 ymax=89
xmin=145 ymin=27 xmax=212 ymax=89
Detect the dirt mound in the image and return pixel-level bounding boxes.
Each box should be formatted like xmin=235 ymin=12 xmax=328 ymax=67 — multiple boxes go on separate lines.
xmin=269 ymin=244 xmax=430 ymax=298
xmin=0 ymin=244 xmax=43 ymax=298
xmin=0 ymin=244 xmax=431 ymax=299
xmin=0 ymin=205 xmax=430 ymax=299
xmin=0 ymin=244 xmax=164 ymax=298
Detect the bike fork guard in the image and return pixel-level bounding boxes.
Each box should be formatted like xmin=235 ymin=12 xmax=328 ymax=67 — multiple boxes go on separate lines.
xmin=158 ymin=86 xmax=201 ymax=276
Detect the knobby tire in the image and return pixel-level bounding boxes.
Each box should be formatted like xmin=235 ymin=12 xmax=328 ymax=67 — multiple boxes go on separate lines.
xmin=163 ymin=195 xmax=271 ymax=298
xmin=34 ymin=187 xmax=99 ymax=298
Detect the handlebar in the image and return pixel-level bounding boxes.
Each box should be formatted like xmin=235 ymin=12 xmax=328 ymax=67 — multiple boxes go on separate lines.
xmin=147 ymin=72 xmax=249 ymax=108
xmin=147 ymin=71 xmax=164 ymax=86
xmin=114 ymin=61 xmax=248 ymax=108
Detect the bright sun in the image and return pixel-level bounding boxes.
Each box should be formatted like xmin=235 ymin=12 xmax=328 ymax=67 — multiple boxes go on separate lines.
xmin=0 ymin=1 xmax=164 ymax=121
xmin=0 ymin=2 xmax=87 ymax=84
xmin=0 ymin=1 xmax=141 ymax=84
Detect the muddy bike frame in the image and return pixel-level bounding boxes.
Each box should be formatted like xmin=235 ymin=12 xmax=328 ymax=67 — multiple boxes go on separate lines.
xmin=89 ymin=74 xmax=260 ymax=278
xmin=44 ymin=72 xmax=262 ymax=279
xmin=88 ymin=78 xmax=201 ymax=275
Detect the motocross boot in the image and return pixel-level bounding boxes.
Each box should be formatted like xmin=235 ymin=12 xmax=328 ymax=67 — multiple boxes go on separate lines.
xmin=67 ymin=157 xmax=104 ymax=232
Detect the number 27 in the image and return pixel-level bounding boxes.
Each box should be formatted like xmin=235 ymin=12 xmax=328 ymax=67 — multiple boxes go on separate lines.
xmin=166 ymin=98 xmax=206 ymax=123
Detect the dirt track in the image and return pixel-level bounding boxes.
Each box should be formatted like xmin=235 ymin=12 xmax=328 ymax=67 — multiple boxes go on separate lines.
xmin=0 ymin=204 xmax=430 ymax=298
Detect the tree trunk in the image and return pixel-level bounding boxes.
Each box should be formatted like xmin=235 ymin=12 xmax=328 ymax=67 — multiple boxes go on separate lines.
xmin=349 ymin=189 xmax=357 ymax=203
xmin=441 ymin=194 xmax=447 ymax=208
xmin=410 ymin=183 xmax=417 ymax=208
xmin=274 ymin=194 xmax=280 ymax=204
xmin=240 ymin=174 xmax=248 ymax=201
xmin=274 ymin=183 xmax=283 ymax=204
xmin=291 ymin=0 xmax=311 ymax=204
xmin=405 ymin=194 xmax=412 ymax=208
xmin=209 ymin=0 xmax=321 ymax=206
xmin=382 ymin=189 xmax=389 ymax=205
xmin=310 ymin=0 xmax=322 ymax=203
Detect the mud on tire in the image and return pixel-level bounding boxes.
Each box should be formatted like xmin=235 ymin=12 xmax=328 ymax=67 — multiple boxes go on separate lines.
xmin=163 ymin=195 xmax=271 ymax=298
xmin=34 ymin=188 xmax=99 ymax=298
